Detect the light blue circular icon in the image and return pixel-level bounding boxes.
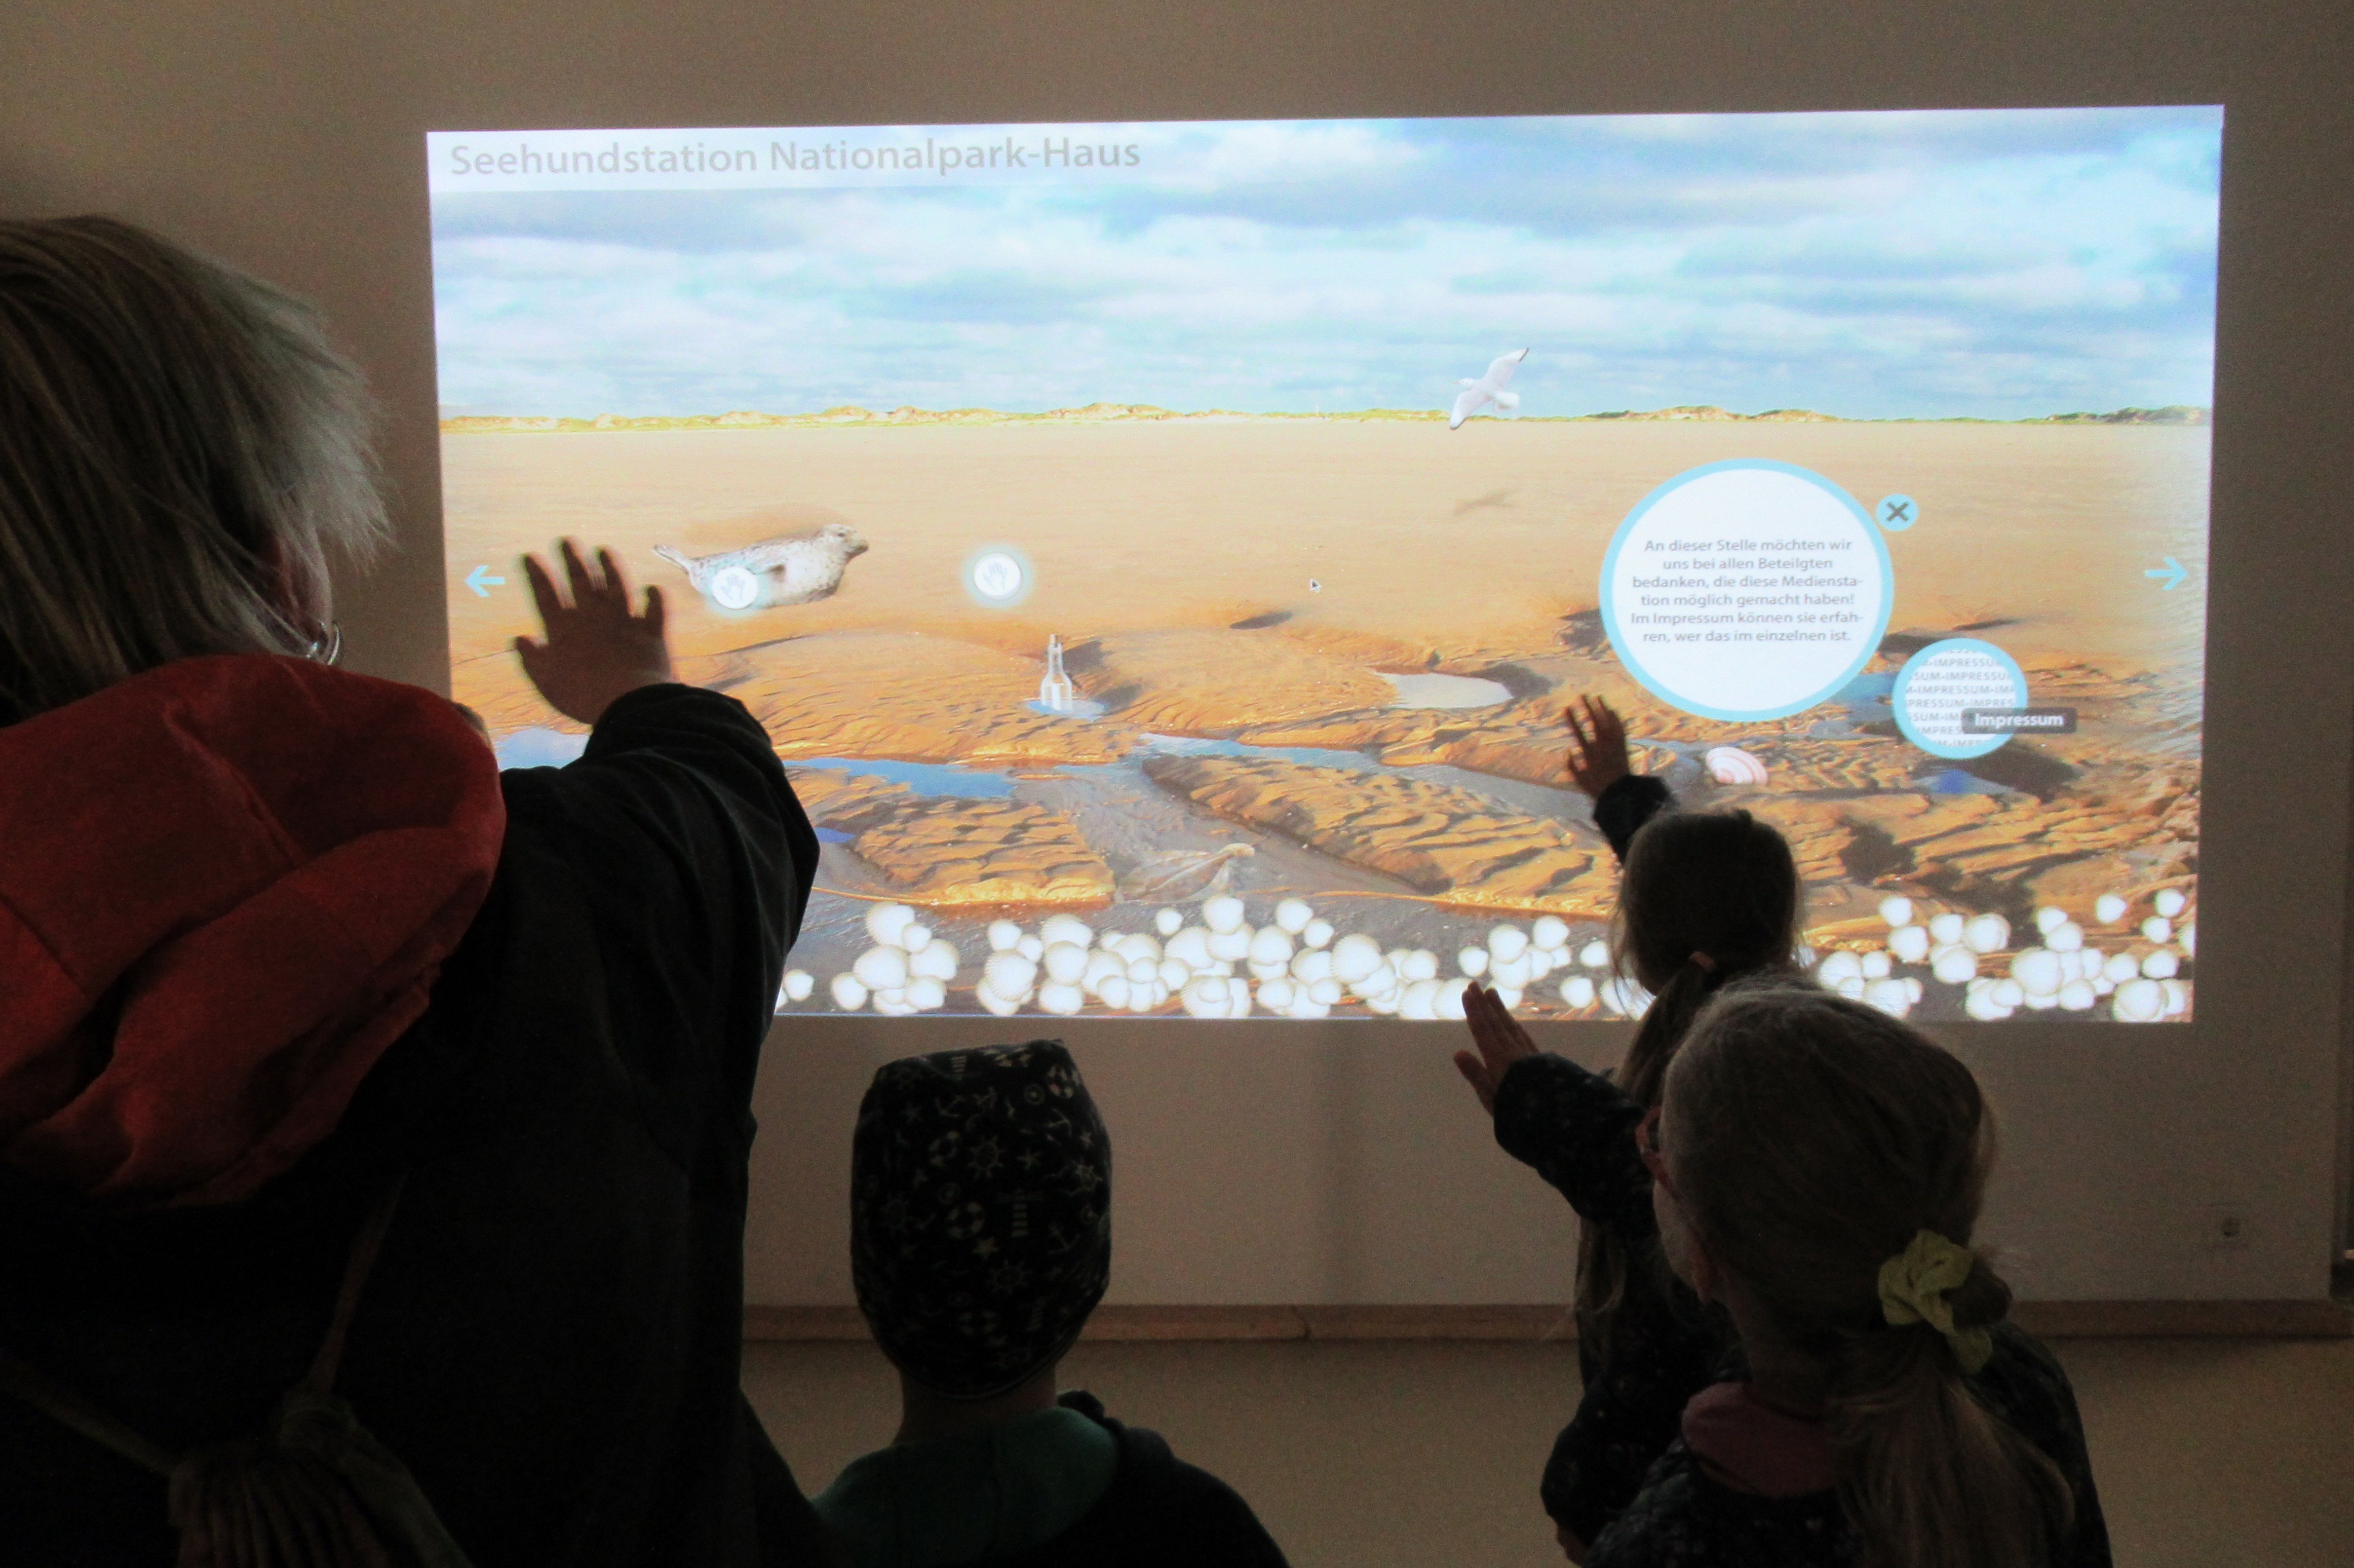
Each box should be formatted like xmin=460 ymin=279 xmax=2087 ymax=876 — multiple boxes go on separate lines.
xmin=1876 ymin=494 xmax=1919 ymax=532
xmin=1892 ymin=638 xmax=2028 ymax=760
xmin=964 ymin=546 xmax=1033 ymax=608
xmin=1599 ymin=459 xmax=1894 ymax=723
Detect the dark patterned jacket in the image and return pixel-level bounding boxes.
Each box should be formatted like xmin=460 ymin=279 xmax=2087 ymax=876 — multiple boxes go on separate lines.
xmin=1584 ymin=1323 xmax=2114 ymax=1568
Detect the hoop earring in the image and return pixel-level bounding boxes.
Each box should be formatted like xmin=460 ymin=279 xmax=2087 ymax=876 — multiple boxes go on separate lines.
xmin=306 ymin=622 xmax=343 ymax=667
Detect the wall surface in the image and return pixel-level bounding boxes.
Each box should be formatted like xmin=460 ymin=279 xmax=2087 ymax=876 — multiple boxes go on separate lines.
xmin=5 ymin=0 xmax=2350 ymax=1305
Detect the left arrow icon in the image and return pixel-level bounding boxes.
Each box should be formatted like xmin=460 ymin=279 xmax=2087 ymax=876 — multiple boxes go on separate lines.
xmin=464 ymin=564 xmax=506 ymax=597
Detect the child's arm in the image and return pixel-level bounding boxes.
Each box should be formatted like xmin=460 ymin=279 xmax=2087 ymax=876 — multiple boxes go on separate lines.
xmin=1567 ymin=694 xmax=1672 ymax=862
xmin=1457 ymin=984 xmax=1655 ymax=1236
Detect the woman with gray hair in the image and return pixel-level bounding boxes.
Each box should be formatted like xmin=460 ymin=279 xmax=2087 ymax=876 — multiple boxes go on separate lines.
xmin=0 ymin=218 xmax=826 ymax=1565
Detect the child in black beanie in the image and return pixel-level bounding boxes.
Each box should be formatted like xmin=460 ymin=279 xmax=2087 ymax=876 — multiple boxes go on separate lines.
xmin=816 ymin=1040 xmax=1289 ymax=1568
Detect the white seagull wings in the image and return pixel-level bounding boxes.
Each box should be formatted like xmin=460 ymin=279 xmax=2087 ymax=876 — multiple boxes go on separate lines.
xmin=1449 ymin=347 xmax=1530 ymax=429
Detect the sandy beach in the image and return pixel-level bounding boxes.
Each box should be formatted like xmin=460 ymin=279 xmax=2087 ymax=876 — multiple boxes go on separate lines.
xmin=443 ymin=417 xmax=2205 ymax=1022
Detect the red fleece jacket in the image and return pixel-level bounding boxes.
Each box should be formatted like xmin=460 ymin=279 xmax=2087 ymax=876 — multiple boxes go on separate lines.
xmin=0 ymin=655 xmax=505 ymax=1206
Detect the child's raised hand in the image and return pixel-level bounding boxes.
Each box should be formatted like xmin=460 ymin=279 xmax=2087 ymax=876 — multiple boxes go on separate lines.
xmin=1453 ymin=981 xmax=1541 ymax=1115
xmin=1564 ymin=694 xmax=1632 ymax=799
xmin=514 ymin=539 xmax=675 ymax=726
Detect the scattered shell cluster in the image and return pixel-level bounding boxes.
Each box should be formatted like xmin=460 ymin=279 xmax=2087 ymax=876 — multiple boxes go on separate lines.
xmin=1814 ymin=887 xmax=2194 ymax=1024
xmin=778 ymin=885 xmax=2194 ymax=1024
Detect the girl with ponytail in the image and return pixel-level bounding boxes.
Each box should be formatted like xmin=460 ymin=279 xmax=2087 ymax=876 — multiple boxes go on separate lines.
xmin=1453 ymin=695 xmax=1803 ymax=1557
xmin=1586 ymin=986 xmax=2110 ymax=1567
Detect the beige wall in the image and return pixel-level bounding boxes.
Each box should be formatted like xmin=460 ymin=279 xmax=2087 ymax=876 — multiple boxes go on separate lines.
xmin=5 ymin=0 xmax=2351 ymax=1305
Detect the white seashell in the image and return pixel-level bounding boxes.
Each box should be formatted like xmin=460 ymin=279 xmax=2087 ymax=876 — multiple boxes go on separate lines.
xmin=1931 ymin=946 xmax=1977 ymax=985
xmin=1863 ymin=978 xmax=1913 ymax=1018
xmin=1398 ymin=980 xmax=1441 ymax=1021
xmin=1288 ymin=994 xmax=1332 ymax=1020
xmin=897 ymin=922 xmax=930 ymax=954
xmin=1155 ymin=908 xmax=1183 ymax=937
xmin=1257 ymin=976 xmax=1297 ymax=1012
xmin=1038 ymin=980 xmax=1086 ymax=1016
xmin=853 ymin=946 xmax=909 ymax=991
xmin=1097 ymin=973 xmax=1132 ymax=1010
xmin=2095 ymin=894 xmax=2128 ymax=925
xmin=1904 ymin=977 xmax=1924 ymax=1002
xmin=1861 ymin=950 xmax=1892 ymax=980
xmin=1599 ymin=977 xmax=1650 ymax=1017
xmin=830 ymin=974 xmax=869 ymax=1011
xmin=1436 ymin=979 xmax=1472 ymax=1021
xmin=1043 ymin=942 xmax=1089 ymax=985
xmin=1274 ymin=898 xmax=1314 ymax=934
xmin=2140 ymin=916 xmax=2172 ymax=945
xmin=988 ymin=919 xmax=1024 ymax=953
xmin=2179 ymin=922 xmax=2195 ymax=957
xmin=1082 ymin=949 xmax=1124 ymax=990
xmin=1992 ymin=978 xmax=2025 ymax=1009
xmin=1928 ymin=913 xmax=1965 ymax=945
xmin=1705 ymin=746 xmax=1769 ymax=786
xmin=2155 ymin=888 xmax=2187 ymax=919
xmin=1488 ymin=925 xmax=1530 ymax=963
xmin=1490 ymin=987 xmax=1522 ymax=1010
xmin=973 ymin=980 xmax=1021 ymax=1017
xmin=1816 ymin=950 xmax=1864 ymax=988
xmin=1248 ymin=958 xmax=1288 ymax=983
xmin=1890 ymin=925 xmax=1931 ymax=964
xmin=1401 ymin=949 xmax=1440 ymax=982
xmin=1292 ymin=948 xmax=1335 ymax=984
xmin=871 ymin=987 xmax=918 ymax=1017
xmin=1963 ymin=913 xmax=2011 ymax=955
xmin=1203 ymin=895 xmax=1247 ymax=935
xmin=2011 ymin=948 xmax=2062 ymax=997
xmin=1250 ymin=926 xmax=1295 ymax=966
xmin=1158 ymin=957 xmax=1192 ymax=991
xmin=2093 ymin=976 xmax=2115 ymax=996
xmin=1126 ymin=955 xmax=1159 ymax=986
xmin=1965 ymin=989 xmax=2014 ymax=1021
xmin=865 ymin=903 xmax=919 ymax=947
xmin=1489 ymin=951 xmax=1535 ymax=990
xmin=1180 ymin=975 xmax=1232 ymax=1018
xmin=1459 ymin=947 xmax=1490 ymax=977
xmin=2161 ymin=979 xmax=2189 ymax=1015
xmin=1206 ymin=926 xmax=1254 ymax=964
xmin=1017 ymin=934 xmax=1043 ymax=961
xmin=1527 ymin=949 xmax=1558 ymax=981
xmin=1579 ymin=940 xmax=1611 ymax=969
xmin=1331 ymin=933 xmax=1387 ymax=984
xmin=1561 ymin=975 xmax=1597 ymax=1009
xmin=1299 ymin=918 xmax=1333 ymax=950
xmin=2103 ymin=951 xmax=2141 ymax=984
xmin=2035 ymin=906 xmax=2068 ymax=935
xmin=2058 ymin=980 xmax=2097 ymax=1011
xmin=2111 ymin=978 xmax=2165 ymax=1022
xmin=1878 ymin=896 xmax=1914 ymax=928
xmin=1040 ymin=915 xmax=1094 ymax=950
xmin=2141 ymin=950 xmax=2180 ymax=980
xmin=907 ymin=939 xmax=961 ymax=983
xmin=782 ymin=968 xmax=815 ymax=1002
xmin=1165 ymin=927 xmax=1212 ymax=969
xmin=1308 ymin=977 xmax=1344 ymax=1007
xmin=1835 ymin=976 xmax=1867 ymax=1000
xmin=983 ymin=952 xmax=1039 ymax=999
xmin=906 ymin=976 xmax=946 ymax=1011
xmin=2046 ymin=922 xmax=2083 ymax=953
xmin=1531 ymin=916 xmax=1569 ymax=951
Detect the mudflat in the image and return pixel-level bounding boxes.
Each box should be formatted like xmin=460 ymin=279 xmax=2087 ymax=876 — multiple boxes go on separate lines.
xmin=444 ymin=418 xmax=2205 ymax=1022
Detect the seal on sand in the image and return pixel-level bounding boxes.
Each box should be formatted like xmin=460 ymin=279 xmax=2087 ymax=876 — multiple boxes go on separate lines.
xmin=654 ymin=523 xmax=869 ymax=610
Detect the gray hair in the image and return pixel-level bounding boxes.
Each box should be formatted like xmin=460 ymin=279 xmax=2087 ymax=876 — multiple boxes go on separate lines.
xmin=0 ymin=217 xmax=387 ymax=725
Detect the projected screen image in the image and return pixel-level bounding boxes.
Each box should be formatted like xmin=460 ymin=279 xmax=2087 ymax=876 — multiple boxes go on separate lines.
xmin=429 ymin=108 xmax=2216 ymax=1024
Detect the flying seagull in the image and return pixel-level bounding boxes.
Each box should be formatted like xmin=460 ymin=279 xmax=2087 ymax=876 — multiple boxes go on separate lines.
xmin=1450 ymin=348 xmax=1529 ymax=430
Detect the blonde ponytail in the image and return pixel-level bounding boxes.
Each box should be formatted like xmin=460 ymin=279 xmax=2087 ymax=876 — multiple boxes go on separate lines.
xmin=1660 ymin=989 xmax=2074 ymax=1568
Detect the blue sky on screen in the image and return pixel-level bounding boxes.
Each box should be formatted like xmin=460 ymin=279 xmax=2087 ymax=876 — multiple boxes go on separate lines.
xmin=429 ymin=108 xmax=2221 ymax=421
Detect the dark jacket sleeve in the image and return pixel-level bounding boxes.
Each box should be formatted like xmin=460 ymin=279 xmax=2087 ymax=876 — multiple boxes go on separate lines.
xmin=1594 ymin=774 xmax=1673 ymax=862
xmin=501 ymin=681 xmax=815 ymax=1177
xmin=1491 ymin=1054 xmax=1654 ymax=1240
xmin=1975 ymin=1326 xmax=2115 ymax=1568
xmin=1019 ymin=1395 xmax=1290 ymax=1568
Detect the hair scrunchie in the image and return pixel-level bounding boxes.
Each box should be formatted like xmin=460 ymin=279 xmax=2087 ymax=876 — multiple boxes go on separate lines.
xmin=1877 ymin=1229 xmax=1994 ymax=1375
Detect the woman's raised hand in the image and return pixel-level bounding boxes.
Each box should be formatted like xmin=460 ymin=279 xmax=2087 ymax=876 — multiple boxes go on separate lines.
xmin=1453 ymin=981 xmax=1541 ymax=1115
xmin=514 ymin=539 xmax=675 ymax=726
xmin=1564 ymin=693 xmax=1632 ymax=799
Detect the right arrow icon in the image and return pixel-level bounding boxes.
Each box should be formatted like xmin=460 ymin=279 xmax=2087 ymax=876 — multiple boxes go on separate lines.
xmin=2144 ymin=557 xmax=2187 ymax=591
